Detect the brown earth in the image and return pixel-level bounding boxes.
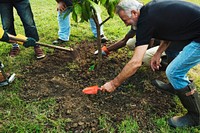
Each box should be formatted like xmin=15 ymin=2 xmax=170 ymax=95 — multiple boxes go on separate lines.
xmin=19 ymin=41 xmax=176 ymax=132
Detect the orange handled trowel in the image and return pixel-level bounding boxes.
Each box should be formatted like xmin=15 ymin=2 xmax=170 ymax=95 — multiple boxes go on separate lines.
xmin=82 ymin=85 xmax=102 ymax=94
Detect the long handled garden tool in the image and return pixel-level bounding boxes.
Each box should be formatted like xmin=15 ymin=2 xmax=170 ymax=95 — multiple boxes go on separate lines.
xmin=0 ymin=61 xmax=15 ymax=87
xmin=10 ymin=36 xmax=73 ymax=52
xmin=82 ymin=85 xmax=102 ymax=94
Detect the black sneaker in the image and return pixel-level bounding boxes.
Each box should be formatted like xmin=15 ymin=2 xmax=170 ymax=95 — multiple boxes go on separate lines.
xmin=52 ymin=38 xmax=68 ymax=45
xmin=100 ymin=35 xmax=108 ymax=43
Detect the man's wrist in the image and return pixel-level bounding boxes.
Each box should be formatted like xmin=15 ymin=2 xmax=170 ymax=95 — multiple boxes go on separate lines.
xmin=112 ymin=77 xmax=121 ymax=88
xmin=155 ymin=52 xmax=162 ymax=57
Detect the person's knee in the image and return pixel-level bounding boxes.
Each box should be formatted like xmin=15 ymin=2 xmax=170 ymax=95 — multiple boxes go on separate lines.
xmin=166 ymin=66 xmax=175 ymax=81
xmin=126 ymin=38 xmax=136 ymax=50
xmin=142 ymin=55 xmax=151 ymax=66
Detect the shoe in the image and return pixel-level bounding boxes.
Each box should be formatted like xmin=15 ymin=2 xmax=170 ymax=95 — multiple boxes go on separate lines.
xmin=0 ymin=72 xmax=8 ymax=86
xmin=9 ymin=47 xmax=20 ymax=57
xmin=0 ymin=71 xmax=15 ymax=87
xmin=151 ymin=79 xmax=176 ymax=95
xmin=52 ymin=38 xmax=68 ymax=45
xmin=34 ymin=45 xmax=46 ymax=59
xmin=0 ymin=71 xmax=7 ymax=82
xmin=100 ymin=34 xmax=108 ymax=43
xmin=168 ymin=83 xmax=200 ymax=127
xmin=126 ymin=38 xmax=136 ymax=50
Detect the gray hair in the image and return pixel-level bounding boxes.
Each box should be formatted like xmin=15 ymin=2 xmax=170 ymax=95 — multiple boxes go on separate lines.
xmin=116 ymin=0 xmax=143 ymax=17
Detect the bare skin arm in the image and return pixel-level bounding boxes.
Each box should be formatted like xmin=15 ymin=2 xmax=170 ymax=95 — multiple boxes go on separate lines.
xmin=107 ymin=30 xmax=136 ymax=51
xmin=150 ymin=40 xmax=170 ymax=71
xmin=101 ymin=44 xmax=149 ymax=92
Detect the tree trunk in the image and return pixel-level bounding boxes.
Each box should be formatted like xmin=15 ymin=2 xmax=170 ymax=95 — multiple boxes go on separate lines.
xmin=92 ymin=14 xmax=102 ymax=69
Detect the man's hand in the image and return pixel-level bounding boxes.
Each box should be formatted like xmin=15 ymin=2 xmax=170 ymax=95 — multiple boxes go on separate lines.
xmin=16 ymin=34 xmax=37 ymax=47
xmin=150 ymin=54 xmax=162 ymax=71
xmin=150 ymin=41 xmax=170 ymax=71
xmin=101 ymin=80 xmax=116 ymax=93
xmin=23 ymin=37 xmax=37 ymax=48
xmin=94 ymin=46 xmax=110 ymax=56
xmin=57 ymin=1 xmax=67 ymax=12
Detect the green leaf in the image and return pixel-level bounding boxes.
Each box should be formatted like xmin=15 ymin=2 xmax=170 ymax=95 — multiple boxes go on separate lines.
xmin=72 ymin=10 xmax=78 ymax=22
xmin=88 ymin=0 xmax=102 ymax=14
xmin=74 ymin=4 xmax=82 ymax=16
xmin=100 ymin=0 xmax=107 ymax=5
xmin=81 ymin=1 xmax=91 ymax=21
xmin=63 ymin=6 xmax=73 ymax=19
xmin=107 ymin=2 xmax=115 ymax=18
xmin=88 ymin=64 xmax=95 ymax=71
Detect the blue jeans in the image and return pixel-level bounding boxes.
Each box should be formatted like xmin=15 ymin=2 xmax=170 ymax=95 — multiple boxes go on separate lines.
xmin=166 ymin=41 xmax=200 ymax=89
xmin=0 ymin=0 xmax=39 ymax=41
xmin=57 ymin=8 xmax=104 ymax=41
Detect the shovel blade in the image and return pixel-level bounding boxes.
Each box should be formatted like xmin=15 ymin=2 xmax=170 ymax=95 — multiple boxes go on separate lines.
xmin=82 ymin=85 xmax=100 ymax=94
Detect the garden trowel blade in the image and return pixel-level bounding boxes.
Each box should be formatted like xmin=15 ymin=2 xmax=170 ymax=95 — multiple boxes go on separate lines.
xmin=82 ymin=85 xmax=100 ymax=94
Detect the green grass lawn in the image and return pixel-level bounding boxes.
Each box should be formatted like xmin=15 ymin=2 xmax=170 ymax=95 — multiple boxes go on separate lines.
xmin=0 ymin=0 xmax=200 ymax=132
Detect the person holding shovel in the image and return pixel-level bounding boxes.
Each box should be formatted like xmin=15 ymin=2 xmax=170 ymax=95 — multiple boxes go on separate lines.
xmin=0 ymin=27 xmax=37 ymax=86
xmin=0 ymin=0 xmax=45 ymax=59
xmin=101 ymin=0 xmax=200 ymax=128
xmin=53 ymin=0 xmax=108 ymax=45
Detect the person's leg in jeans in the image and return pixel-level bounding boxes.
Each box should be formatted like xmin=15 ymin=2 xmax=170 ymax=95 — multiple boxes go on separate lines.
xmin=0 ymin=2 xmax=20 ymax=57
xmin=0 ymin=3 xmax=16 ymax=35
xmin=14 ymin=0 xmax=39 ymax=41
xmin=58 ymin=9 xmax=71 ymax=41
xmin=89 ymin=13 xmax=108 ymax=43
xmin=151 ymin=41 xmax=189 ymax=94
xmin=166 ymin=41 xmax=200 ymax=127
xmin=53 ymin=9 xmax=71 ymax=44
xmin=166 ymin=41 xmax=200 ymax=89
xmin=14 ymin=0 xmax=45 ymax=59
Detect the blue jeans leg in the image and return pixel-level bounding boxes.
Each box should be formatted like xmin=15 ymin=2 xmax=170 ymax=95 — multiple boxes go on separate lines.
xmin=57 ymin=9 xmax=70 ymax=41
xmin=89 ymin=13 xmax=104 ymax=38
xmin=0 ymin=3 xmax=16 ymax=35
xmin=14 ymin=0 xmax=39 ymax=41
xmin=166 ymin=41 xmax=200 ymax=89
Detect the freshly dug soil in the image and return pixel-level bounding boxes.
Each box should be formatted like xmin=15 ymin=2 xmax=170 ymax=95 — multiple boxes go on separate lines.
xmin=20 ymin=41 xmax=176 ymax=132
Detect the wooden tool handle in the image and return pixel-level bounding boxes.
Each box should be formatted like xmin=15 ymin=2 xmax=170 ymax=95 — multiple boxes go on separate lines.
xmin=9 ymin=36 xmax=73 ymax=52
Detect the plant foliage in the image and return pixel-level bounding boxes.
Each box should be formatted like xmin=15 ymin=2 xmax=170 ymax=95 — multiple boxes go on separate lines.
xmin=67 ymin=0 xmax=120 ymax=23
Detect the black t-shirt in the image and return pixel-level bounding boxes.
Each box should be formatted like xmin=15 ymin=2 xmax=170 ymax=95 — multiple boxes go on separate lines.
xmin=62 ymin=0 xmax=73 ymax=6
xmin=136 ymin=0 xmax=200 ymax=47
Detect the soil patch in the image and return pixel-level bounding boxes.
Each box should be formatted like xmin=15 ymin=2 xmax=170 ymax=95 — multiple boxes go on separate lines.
xmin=20 ymin=41 xmax=176 ymax=132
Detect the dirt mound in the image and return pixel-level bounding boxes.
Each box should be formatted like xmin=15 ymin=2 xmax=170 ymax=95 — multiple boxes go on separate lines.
xmin=20 ymin=41 xmax=176 ymax=132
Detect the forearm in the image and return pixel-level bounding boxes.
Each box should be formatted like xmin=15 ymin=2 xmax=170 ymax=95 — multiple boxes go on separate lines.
xmin=155 ymin=40 xmax=170 ymax=56
xmin=112 ymin=45 xmax=148 ymax=87
xmin=107 ymin=39 xmax=127 ymax=51
xmin=112 ymin=59 xmax=142 ymax=87
xmin=107 ymin=30 xmax=136 ymax=51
